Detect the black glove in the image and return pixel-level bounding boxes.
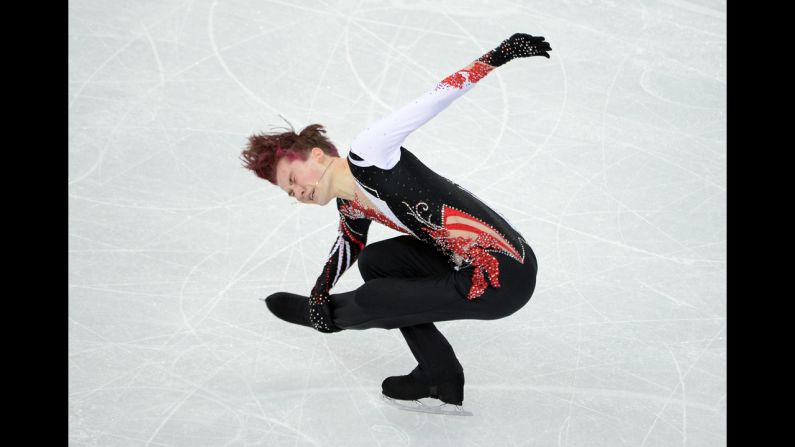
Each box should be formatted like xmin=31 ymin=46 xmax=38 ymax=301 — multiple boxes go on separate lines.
xmin=264 ymin=291 xmax=342 ymax=333
xmin=478 ymin=33 xmax=552 ymax=67
xmin=308 ymin=292 xmax=343 ymax=333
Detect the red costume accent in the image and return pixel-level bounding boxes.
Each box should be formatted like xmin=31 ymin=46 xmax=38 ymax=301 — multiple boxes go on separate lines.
xmin=424 ymin=205 xmax=522 ymax=300
xmin=438 ymin=61 xmax=494 ymax=89
xmin=345 ymin=194 xmax=411 ymax=235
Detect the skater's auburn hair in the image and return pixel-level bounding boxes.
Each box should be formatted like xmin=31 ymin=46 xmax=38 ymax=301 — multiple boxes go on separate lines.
xmin=240 ymin=119 xmax=340 ymax=185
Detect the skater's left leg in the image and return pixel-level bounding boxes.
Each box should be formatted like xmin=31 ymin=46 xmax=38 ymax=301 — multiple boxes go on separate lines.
xmin=335 ymin=235 xmax=464 ymax=374
xmin=332 ymin=233 xmax=536 ymax=330
xmin=337 ymin=235 xmax=466 ymax=390
xmin=331 ymin=236 xmax=536 ymax=411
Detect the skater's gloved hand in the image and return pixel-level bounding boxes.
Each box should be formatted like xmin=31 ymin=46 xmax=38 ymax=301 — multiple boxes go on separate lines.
xmin=308 ymin=291 xmax=343 ymax=334
xmin=477 ymin=33 xmax=552 ymax=67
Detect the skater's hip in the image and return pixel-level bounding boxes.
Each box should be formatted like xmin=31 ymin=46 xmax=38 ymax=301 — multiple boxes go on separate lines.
xmin=456 ymin=244 xmax=537 ymax=319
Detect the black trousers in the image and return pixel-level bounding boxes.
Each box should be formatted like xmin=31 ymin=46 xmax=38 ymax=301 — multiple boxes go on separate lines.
xmin=331 ymin=235 xmax=537 ymax=379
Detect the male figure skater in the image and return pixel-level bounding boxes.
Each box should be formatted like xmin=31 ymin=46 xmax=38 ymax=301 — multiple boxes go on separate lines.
xmin=241 ymin=33 xmax=550 ymax=415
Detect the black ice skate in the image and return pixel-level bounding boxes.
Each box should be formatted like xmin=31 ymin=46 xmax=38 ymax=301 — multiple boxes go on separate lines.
xmin=262 ymin=292 xmax=312 ymax=328
xmin=381 ymin=366 xmax=472 ymax=416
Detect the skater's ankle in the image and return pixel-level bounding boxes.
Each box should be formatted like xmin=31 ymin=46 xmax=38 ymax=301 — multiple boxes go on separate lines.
xmin=414 ymin=368 xmax=464 ymax=383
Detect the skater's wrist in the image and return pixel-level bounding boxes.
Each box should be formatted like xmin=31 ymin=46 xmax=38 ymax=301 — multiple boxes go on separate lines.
xmin=308 ymin=294 xmax=343 ymax=333
xmin=476 ymin=49 xmax=505 ymax=68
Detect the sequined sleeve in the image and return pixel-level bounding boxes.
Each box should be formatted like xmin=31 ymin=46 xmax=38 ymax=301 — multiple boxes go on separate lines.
xmin=349 ymin=60 xmax=496 ymax=170
xmin=307 ymin=210 xmax=372 ymax=332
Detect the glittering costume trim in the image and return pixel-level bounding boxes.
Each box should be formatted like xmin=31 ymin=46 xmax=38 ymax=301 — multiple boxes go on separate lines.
xmin=403 ymin=202 xmax=524 ymax=300
xmin=308 ymin=211 xmax=371 ymax=333
xmin=436 ymin=61 xmax=494 ymax=90
xmin=425 ymin=228 xmax=506 ymax=300
xmin=442 ymin=207 xmax=521 ymax=260
xmin=347 ymin=193 xmax=411 ymax=235
xmin=339 ymin=200 xmax=367 ymax=221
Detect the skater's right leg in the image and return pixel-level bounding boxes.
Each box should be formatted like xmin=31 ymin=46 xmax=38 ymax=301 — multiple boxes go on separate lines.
xmin=331 ymin=235 xmax=535 ymax=330
xmin=333 ymin=235 xmax=469 ymax=330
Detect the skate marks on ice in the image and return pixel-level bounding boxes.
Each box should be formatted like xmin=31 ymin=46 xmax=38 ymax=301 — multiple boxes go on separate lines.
xmin=381 ymin=394 xmax=474 ymax=416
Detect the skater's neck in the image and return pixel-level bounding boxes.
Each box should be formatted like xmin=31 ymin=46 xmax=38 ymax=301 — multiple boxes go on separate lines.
xmin=330 ymin=157 xmax=357 ymax=201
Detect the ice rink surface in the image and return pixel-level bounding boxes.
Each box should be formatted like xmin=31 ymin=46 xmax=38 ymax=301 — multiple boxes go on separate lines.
xmin=69 ymin=0 xmax=726 ymax=445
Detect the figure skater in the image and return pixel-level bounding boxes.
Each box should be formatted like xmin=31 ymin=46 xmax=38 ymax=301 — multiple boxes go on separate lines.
xmin=240 ymin=33 xmax=550 ymax=415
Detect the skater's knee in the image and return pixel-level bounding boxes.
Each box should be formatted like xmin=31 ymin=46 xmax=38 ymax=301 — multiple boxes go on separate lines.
xmin=357 ymin=241 xmax=392 ymax=281
xmin=487 ymin=289 xmax=534 ymax=320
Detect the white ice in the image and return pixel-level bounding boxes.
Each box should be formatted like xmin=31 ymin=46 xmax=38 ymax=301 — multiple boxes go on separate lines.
xmin=68 ymin=0 xmax=726 ymax=445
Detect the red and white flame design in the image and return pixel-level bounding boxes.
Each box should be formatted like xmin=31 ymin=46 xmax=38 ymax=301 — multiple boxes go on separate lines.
xmin=424 ymin=205 xmax=522 ymax=300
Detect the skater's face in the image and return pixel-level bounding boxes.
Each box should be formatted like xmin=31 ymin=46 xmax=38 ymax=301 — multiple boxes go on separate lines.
xmin=275 ymin=147 xmax=333 ymax=206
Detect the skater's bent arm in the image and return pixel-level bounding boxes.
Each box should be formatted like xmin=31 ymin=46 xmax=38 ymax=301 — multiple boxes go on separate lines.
xmin=349 ymin=33 xmax=551 ymax=170
xmin=308 ymin=212 xmax=371 ymax=333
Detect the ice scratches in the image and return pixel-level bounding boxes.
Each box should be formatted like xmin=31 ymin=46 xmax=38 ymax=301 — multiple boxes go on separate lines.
xmin=141 ymin=23 xmax=165 ymax=87
xmin=343 ymin=17 xmax=398 ymax=112
xmin=559 ymin=322 xmax=582 ymax=446
xmin=473 ymin=383 xmax=719 ymax=413
xmin=208 ymin=0 xmax=282 ymax=115
xmin=143 ymin=351 xmax=244 ymax=446
xmin=439 ymin=12 xmax=507 ymax=182
xmin=599 ymin=43 xmax=638 ymax=193
xmin=170 ymin=209 xmax=300 ymax=343
xmin=69 ymin=0 xmax=190 ymax=110
xmin=656 ymin=0 xmax=726 ymax=20
xmin=542 ymin=211 xmax=703 ymax=266
xmin=304 ymin=12 xmax=346 ymax=123
xmin=69 ymin=35 xmax=141 ymax=111
xmin=481 ymin=30 xmax=568 ymax=196
xmin=320 ymin=336 xmax=388 ymax=445
xmin=638 ymin=280 xmax=696 ymax=309
xmin=176 ymin=250 xmax=221 ymax=340
xmin=639 ymin=324 xmax=725 ymax=446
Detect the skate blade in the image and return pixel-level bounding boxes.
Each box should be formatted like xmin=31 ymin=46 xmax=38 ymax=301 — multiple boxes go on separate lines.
xmin=381 ymin=394 xmax=473 ymax=416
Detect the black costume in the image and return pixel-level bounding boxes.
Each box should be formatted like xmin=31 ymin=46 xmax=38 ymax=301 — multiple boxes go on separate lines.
xmin=266 ymin=33 xmax=550 ymax=407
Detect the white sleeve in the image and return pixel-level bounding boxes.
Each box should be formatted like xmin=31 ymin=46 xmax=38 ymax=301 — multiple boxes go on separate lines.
xmin=349 ymin=60 xmax=495 ymax=169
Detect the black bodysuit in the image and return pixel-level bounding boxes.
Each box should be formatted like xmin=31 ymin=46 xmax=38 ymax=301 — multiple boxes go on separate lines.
xmin=308 ymin=60 xmax=531 ymax=332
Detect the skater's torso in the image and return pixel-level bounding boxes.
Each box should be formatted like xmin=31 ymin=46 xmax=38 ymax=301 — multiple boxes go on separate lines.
xmin=344 ymin=153 xmax=513 ymax=250
xmin=338 ymin=147 xmax=528 ymax=279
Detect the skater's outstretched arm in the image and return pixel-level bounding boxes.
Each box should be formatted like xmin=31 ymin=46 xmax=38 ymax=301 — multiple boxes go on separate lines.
xmin=350 ymin=33 xmax=551 ymax=169
xmin=308 ymin=208 xmax=372 ymax=333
